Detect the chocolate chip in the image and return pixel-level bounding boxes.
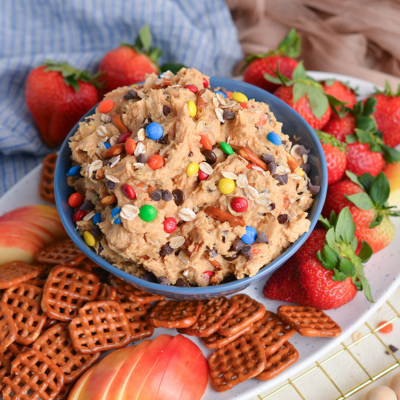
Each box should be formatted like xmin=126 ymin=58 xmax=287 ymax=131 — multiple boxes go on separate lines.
xmin=275 ymin=174 xmax=288 ymax=186
xmin=160 ymin=243 xmax=173 ymax=256
xmin=223 ymin=252 xmax=239 ymax=261
xmin=141 ymin=271 xmax=158 ymax=283
xmin=80 ymin=200 xmax=95 ymax=211
xmin=219 ymin=87 xmax=227 ymax=95
xmin=297 ymin=192 xmax=303 ymax=195
xmin=172 ymin=189 xmax=185 ymax=206
xmin=386 ymin=345 xmax=398 ymax=355
xmin=157 ymin=135 xmax=169 ymax=144
xmin=232 ymin=240 xmax=244 ymax=252
xmin=106 ymin=181 xmax=117 ymax=190
xmin=209 ymin=250 xmax=218 ymax=258
xmin=223 ymin=109 xmax=235 ymax=120
xmin=176 ymin=278 xmax=188 ymax=287
xmin=241 ymin=245 xmax=252 ymax=259
xmin=103 ymin=160 xmax=111 ymax=166
xmin=298 ymin=145 xmax=310 ymax=156
xmin=188 ymin=151 xmax=193 ymax=157
xmin=278 ymin=214 xmax=289 ymax=224
xmin=308 ymin=181 xmax=321 ymax=196
xmin=142 ymin=117 xmax=152 ymax=129
xmin=97 ymin=243 xmax=103 ymax=254
xmin=162 ymin=190 xmax=173 ymax=202
xmin=202 ymin=150 xmax=217 ymax=164
xmin=301 ymin=163 xmax=311 ymax=174
xmin=256 ymin=232 xmax=269 ymax=244
xmin=90 ymin=225 xmax=102 ymax=237
xmin=124 ymin=89 xmax=139 ymax=100
xmin=163 ymin=105 xmax=171 ymax=116
xmin=261 ymin=154 xmax=274 ymax=164
xmin=158 ymin=276 xmax=169 ymax=285
xmin=207 ymin=87 xmax=215 ymax=93
xmin=150 ymin=189 xmax=163 ymax=201
xmin=137 ymin=153 xmax=147 ymax=164
xmin=282 ymin=140 xmax=291 ymax=151
xmin=269 ymin=202 xmax=276 ymax=210
xmin=268 ymin=161 xmax=277 ymax=175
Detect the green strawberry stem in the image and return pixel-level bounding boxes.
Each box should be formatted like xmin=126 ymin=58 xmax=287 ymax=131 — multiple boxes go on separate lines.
xmin=315 ymin=129 xmax=346 ymax=152
xmin=43 ymin=60 xmax=102 ymax=92
xmin=373 ymin=80 xmax=400 ymax=97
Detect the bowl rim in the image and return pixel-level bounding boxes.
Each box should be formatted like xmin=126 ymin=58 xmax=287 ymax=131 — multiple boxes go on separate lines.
xmin=55 ymin=77 xmax=328 ymax=296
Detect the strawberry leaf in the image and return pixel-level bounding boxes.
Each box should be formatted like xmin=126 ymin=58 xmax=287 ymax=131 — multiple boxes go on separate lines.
xmin=277 ymin=28 xmax=301 ymax=58
xmin=325 ymin=227 xmax=337 ymax=250
xmin=317 ymin=245 xmax=339 ymax=270
xmin=315 ymin=130 xmax=346 ymax=151
xmin=338 ymin=257 xmax=355 ymax=277
xmin=369 ymin=212 xmax=383 ymax=229
xmin=293 ymin=82 xmax=309 ymax=104
xmin=263 ymin=73 xmax=283 ymax=84
xmin=324 ymin=79 xmax=335 ymax=86
xmin=381 ymin=144 xmax=400 ymax=164
xmin=292 ymin=61 xmax=307 ymax=80
xmin=370 ymin=172 xmax=390 ymax=208
xmin=358 ymin=241 xmax=373 ymax=263
xmin=160 ymin=63 xmax=186 ymax=74
xmin=138 ymin=25 xmax=152 ymax=53
xmin=358 ymin=275 xmax=373 ymax=302
xmin=243 ymin=51 xmax=274 ymax=68
xmin=346 ymin=170 xmax=363 ymax=188
xmin=307 ymin=84 xmax=328 ymax=119
xmin=362 ymin=97 xmax=377 ymax=116
xmin=334 ymin=207 xmax=356 ymax=244
xmin=345 ymin=193 xmax=374 ymax=210
xmin=318 ymin=214 xmax=332 ymax=230
xmin=332 ymin=269 xmax=347 ymax=282
xmin=359 ymin=173 xmax=375 ymax=193
xmin=345 ymin=134 xmax=358 ymax=144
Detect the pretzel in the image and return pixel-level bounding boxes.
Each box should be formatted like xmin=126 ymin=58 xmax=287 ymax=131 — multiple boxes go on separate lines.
xmin=121 ymin=301 xmax=154 ymax=340
xmin=101 ymin=143 xmax=125 ymax=158
xmin=43 ymin=318 xmax=58 ymax=329
xmin=35 ymin=239 xmax=83 ymax=265
xmin=0 ymin=302 xmax=18 ymax=351
xmin=178 ymin=297 xmax=238 ymax=337
xmin=253 ymin=311 xmax=296 ymax=356
xmin=277 ymin=305 xmax=342 ymax=337
xmin=196 ymin=89 xmax=206 ymax=117
xmin=0 ymin=261 xmax=42 ymax=289
xmin=54 ymin=383 xmax=72 ymax=400
xmin=26 ymin=278 xmax=47 ymax=288
xmin=230 ymin=145 xmax=267 ymax=171
xmin=40 ymin=153 xmax=58 ymax=203
xmin=32 ymin=323 xmax=100 ymax=384
xmin=2 ymin=348 xmax=64 ymax=400
xmin=96 ymin=283 xmax=117 ymax=301
xmin=204 ymin=206 xmax=245 ymax=227
xmin=208 ymin=334 xmax=266 ymax=392
xmin=35 ymin=263 xmax=56 ymax=279
xmin=69 ymin=301 xmax=131 ymax=354
xmin=42 ymin=265 xmax=100 ymax=321
xmin=109 ymin=277 xmax=164 ymax=304
xmin=256 ymin=341 xmax=299 ymax=380
xmin=203 ymin=323 xmax=254 ymax=350
xmin=64 ymin=253 xmax=87 ymax=267
xmin=2 ymin=283 xmax=47 ymax=345
xmin=147 ymin=300 xmax=203 ymax=329
xmin=111 ymin=112 xmax=128 ymax=133
xmin=218 ymin=294 xmax=266 ymax=337
xmin=0 ymin=343 xmax=19 ymax=392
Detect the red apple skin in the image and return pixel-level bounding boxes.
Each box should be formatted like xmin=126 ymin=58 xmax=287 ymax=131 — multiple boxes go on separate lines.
xmin=179 ymin=351 xmax=209 ymax=400
xmin=68 ymin=367 xmax=95 ymax=399
xmin=0 ymin=225 xmax=47 ymax=247
xmin=0 ymin=205 xmax=60 ymax=222
xmin=0 ymin=235 xmax=43 ymax=254
xmin=0 ymin=220 xmax=55 ymax=244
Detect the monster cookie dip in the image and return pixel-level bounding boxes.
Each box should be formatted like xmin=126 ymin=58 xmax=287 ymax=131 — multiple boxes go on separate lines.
xmin=67 ymin=68 xmax=319 ymax=287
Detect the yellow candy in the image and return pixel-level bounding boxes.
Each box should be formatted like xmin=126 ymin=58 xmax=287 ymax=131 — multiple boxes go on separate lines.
xmin=232 ymin=92 xmax=248 ymax=103
xmin=187 ymin=100 xmax=197 ymax=117
xmin=83 ymin=231 xmax=96 ymax=247
xmin=186 ymin=162 xmax=199 ymax=176
xmin=218 ymin=178 xmax=235 ymax=194
xmin=295 ymin=167 xmax=305 ymax=177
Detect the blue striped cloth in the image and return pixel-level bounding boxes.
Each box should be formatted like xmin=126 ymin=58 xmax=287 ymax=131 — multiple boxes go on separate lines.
xmin=0 ymin=0 xmax=242 ymax=196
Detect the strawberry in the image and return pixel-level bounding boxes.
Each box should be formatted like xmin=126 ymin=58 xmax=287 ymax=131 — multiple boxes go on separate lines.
xmin=98 ymin=25 xmax=160 ymax=94
xmin=322 ymin=112 xmax=356 ymax=142
xmin=322 ymin=171 xmax=399 ymax=253
xmin=25 ymin=60 xmax=100 ymax=148
xmin=346 ymin=142 xmax=385 ymax=176
xmin=370 ymin=81 xmax=400 ymax=147
xmin=243 ymin=29 xmax=300 ymax=92
xmin=321 ymin=79 xmax=357 ymax=109
xmin=315 ymin=130 xmax=347 ymax=185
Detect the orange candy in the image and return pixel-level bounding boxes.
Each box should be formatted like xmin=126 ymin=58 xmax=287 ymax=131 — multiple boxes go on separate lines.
xmin=68 ymin=193 xmax=84 ymax=208
xmin=125 ymin=138 xmax=136 ymax=155
xmin=148 ymin=155 xmax=165 ymax=170
xmin=378 ymin=321 xmax=393 ymax=334
xmin=226 ymin=91 xmax=232 ymax=98
xmin=257 ymin=114 xmax=268 ymax=126
xmin=240 ymin=102 xmax=249 ymax=109
xmin=98 ymin=99 xmax=114 ymax=114
xmin=200 ymin=135 xmax=212 ymax=150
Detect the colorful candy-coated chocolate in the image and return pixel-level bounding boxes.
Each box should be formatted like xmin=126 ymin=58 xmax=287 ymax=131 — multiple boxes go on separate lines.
xmin=72 ymin=210 xmax=85 ymax=222
xmin=199 ymin=170 xmax=209 ymax=180
xmin=186 ymin=162 xmax=199 ymax=176
xmin=122 ymin=183 xmax=136 ymax=199
xmin=187 ymin=100 xmax=197 ymax=117
xmin=200 ymin=134 xmax=212 ymax=150
xmin=184 ymin=84 xmax=198 ymax=93
xmin=103 ymin=143 xmax=111 ymax=149
xmin=83 ymin=231 xmax=96 ymax=246
xmin=241 ymin=226 xmax=257 ymax=244
xmin=111 ymin=207 xmax=121 ymax=224
xmin=232 ymin=92 xmax=248 ymax=103
xmin=214 ymin=90 xmax=227 ymax=98
xmin=218 ymin=178 xmax=235 ymax=194
xmin=118 ymin=131 xmax=132 ymax=143
xmin=240 ymin=102 xmax=249 ymax=109
xmin=202 ymin=78 xmax=209 ymax=88
xmin=139 ymin=205 xmax=157 ymax=222
xmin=220 ymin=142 xmax=233 ymax=155
xmin=93 ymin=213 xmax=102 ymax=225
xmin=231 ymin=197 xmax=248 ymax=212
xmin=267 ymin=131 xmax=282 ymax=146
xmin=98 ymin=99 xmax=114 ymax=114
xmin=146 ymin=122 xmax=163 ymax=140
xmin=163 ymin=217 xmax=177 ymax=233
xmin=67 ymin=165 xmax=81 ymax=177
xmin=125 ymin=138 xmax=136 ymax=155
xmin=148 ymin=155 xmax=165 ymax=170
xmin=68 ymin=193 xmax=84 ymax=208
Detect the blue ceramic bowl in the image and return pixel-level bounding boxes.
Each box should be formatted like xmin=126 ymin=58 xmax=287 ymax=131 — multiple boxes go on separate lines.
xmin=55 ymin=78 xmax=327 ymax=300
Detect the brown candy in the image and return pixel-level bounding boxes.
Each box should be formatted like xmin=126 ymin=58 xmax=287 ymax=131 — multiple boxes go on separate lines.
xmin=40 ymin=153 xmax=58 ymax=203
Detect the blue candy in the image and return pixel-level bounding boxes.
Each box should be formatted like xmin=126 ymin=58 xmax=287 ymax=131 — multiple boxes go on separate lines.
xmin=214 ymin=90 xmax=227 ymax=98
xmin=103 ymin=143 xmax=111 ymax=149
xmin=93 ymin=213 xmax=102 ymax=226
xmin=111 ymin=207 xmax=121 ymax=224
xmin=146 ymin=122 xmax=163 ymax=141
xmin=267 ymin=132 xmax=282 ymax=146
xmin=67 ymin=165 xmax=81 ymax=177
xmin=241 ymin=226 xmax=257 ymax=245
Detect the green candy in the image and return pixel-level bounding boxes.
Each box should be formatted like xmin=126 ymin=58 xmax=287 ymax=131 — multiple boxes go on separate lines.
xmin=220 ymin=142 xmax=233 ymax=155
xmin=139 ymin=205 xmax=157 ymax=222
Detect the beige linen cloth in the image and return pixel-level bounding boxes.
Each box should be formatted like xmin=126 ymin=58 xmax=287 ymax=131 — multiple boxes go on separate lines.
xmin=227 ymin=0 xmax=400 ymax=88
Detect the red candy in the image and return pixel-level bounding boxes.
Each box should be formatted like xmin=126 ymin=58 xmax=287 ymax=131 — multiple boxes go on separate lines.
xmin=122 ymin=183 xmax=136 ymax=200
xmin=72 ymin=210 xmax=85 ymax=222
xmin=184 ymin=84 xmax=198 ymax=93
xmin=202 ymin=271 xmax=213 ymax=278
xmin=199 ymin=170 xmax=209 ymax=180
xmin=163 ymin=217 xmax=177 ymax=233
xmin=231 ymin=197 xmax=248 ymax=213
xmin=68 ymin=192 xmax=84 ymax=208
xmin=202 ymin=78 xmax=209 ymax=88
xmin=118 ymin=131 xmax=132 ymax=143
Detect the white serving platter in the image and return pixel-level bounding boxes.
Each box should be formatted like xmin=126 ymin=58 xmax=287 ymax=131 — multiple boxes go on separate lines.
xmin=1 ymin=72 xmax=399 ymax=400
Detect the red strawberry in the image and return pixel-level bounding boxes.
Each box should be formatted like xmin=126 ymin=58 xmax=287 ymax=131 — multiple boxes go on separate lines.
xmin=346 ymin=142 xmax=385 ymax=176
xmin=322 ymin=112 xmax=356 ymax=142
xmin=98 ymin=25 xmax=160 ymax=94
xmin=321 ymin=80 xmax=357 ymax=109
xmin=370 ymin=81 xmax=400 ymax=148
xmin=243 ymin=29 xmax=300 ymax=92
xmin=316 ymin=130 xmax=347 ymax=185
xmin=25 ymin=60 xmax=99 ymax=148
xmin=322 ymin=172 xmax=398 ymax=253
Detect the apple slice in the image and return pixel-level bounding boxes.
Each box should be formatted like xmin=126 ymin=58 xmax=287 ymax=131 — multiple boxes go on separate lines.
xmin=0 ymin=224 xmax=47 ymax=248
xmin=68 ymin=366 xmax=95 ymax=400
xmin=0 ymin=247 xmax=36 ymax=265
xmin=0 ymin=205 xmax=61 ymax=222
xmin=0 ymin=221 xmax=55 ymax=245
